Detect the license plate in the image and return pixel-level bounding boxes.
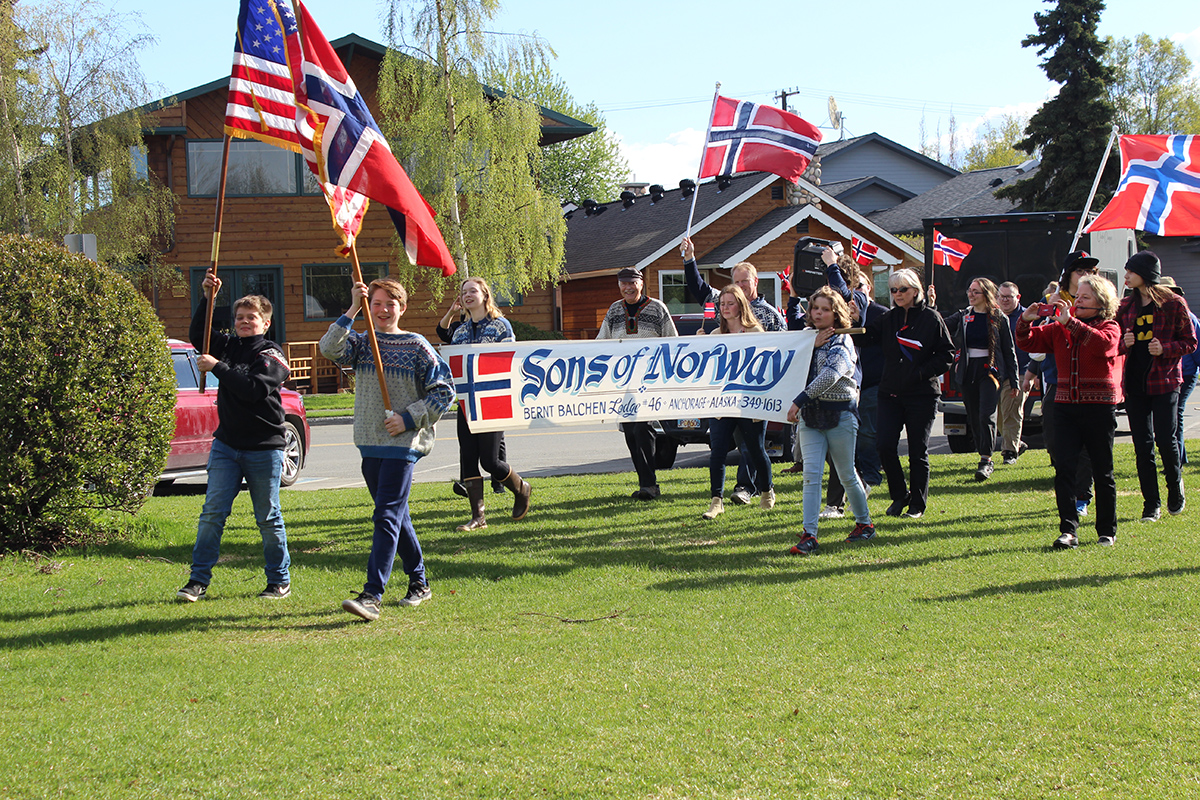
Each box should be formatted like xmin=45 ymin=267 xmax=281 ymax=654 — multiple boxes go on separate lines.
xmin=945 ymin=423 xmax=967 ymax=437
xmin=678 ymin=419 xmax=702 ymax=430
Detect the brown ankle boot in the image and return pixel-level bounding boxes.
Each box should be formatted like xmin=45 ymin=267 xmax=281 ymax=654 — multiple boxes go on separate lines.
xmin=456 ymin=479 xmax=487 ymax=531
xmin=502 ymin=469 xmax=532 ymax=520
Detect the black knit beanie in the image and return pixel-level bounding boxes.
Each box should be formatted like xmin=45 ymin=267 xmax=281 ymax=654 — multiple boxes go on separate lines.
xmin=1125 ymin=251 xmax=1161 ymax=286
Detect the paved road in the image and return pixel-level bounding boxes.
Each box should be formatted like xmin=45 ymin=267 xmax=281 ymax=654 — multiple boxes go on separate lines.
xmin=165 ymin=401 xmax=1200 ymax=493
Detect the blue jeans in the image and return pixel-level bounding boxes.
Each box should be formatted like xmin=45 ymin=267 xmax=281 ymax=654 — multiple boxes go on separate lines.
xmin=709 ymin=417 xmax=772 ymax=497
xmin=360 ymin=457 xmax=425 ymax=598
xmin=800 ymin=411 xmax=871 ymax=536
xmin=191 ymin=439 xmax=290 ymax=585
xmin=1176 ymin=371 xmax=1197 ymax=465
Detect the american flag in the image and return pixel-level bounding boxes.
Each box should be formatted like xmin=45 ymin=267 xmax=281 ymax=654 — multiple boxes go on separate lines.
xmin=699 ymin=96 xmax=822 ymax=184
xmin=292 ymin=0 xmax=457 ymax=276
xmin=225 ymin=0 xmax=301 ymax=150
xmin=851 ymin=236 xmax=879 ymax=267
xmin=1086 ymin=135 xmax=1200 ymax=237
xmin=933 ymin=230 xmax=972 ymax=272
xmin=225 ymin=0 xmax=367 ymax=256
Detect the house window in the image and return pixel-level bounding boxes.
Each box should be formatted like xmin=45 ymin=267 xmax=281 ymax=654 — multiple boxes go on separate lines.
xmin=190 ymin=266 xmax=286 ymax=342
xmin=187 ymin=139 xmax=303 ymax=197
xmin=131 ymin=146 xmax=149 ymax=181
xmin=756 ymin=273 xmax=781 ymax=309
xmin=493 ymin=288 xmax=524 ymax=307
xmin=660 ymin=270 xmax=701 ymax=314
xmin=302 ymin=262 xmax=389 ymax=321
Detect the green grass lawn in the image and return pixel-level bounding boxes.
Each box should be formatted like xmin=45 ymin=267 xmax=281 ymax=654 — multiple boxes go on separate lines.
xmin=2 ymin=443 xmax=1198 ymax=798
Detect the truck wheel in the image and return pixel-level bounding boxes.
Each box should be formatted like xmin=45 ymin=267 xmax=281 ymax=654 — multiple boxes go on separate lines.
xmin=655 ymin=438 xmax=680 ymax=470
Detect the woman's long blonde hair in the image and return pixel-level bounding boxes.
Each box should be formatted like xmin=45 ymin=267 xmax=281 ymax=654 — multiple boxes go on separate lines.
xmin=718 ymin=285 xmax=763 ymax=333
xmin=461 ymin=276 xmax=504 ymax=320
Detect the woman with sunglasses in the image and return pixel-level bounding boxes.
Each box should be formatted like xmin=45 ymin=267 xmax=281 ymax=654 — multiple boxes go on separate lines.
xmin=859 ymin=269 xmax=955 ymax=518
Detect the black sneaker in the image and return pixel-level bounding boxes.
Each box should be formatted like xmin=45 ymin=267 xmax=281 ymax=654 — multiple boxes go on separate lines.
xmin=1053 ymin=532 xmax=1079 ymax=549
xmin=1098 ymin=536 xmax=1116 ymax=547
xmin=1141 ymin=506 xmax=1162 ymax=523
xmin=845 ymin=522 xmax=876 ymax=542
xmin=258 ymin=583 xmax=291 ymax=599
xmin=632 ymin=486 xmax=661 ymax=501
xmin=974 ymin=459 xmax=994 ymax=481
xmin=342 ymin=592 xmax=381 ymax=621
xmin=1001 ymin=450 xmax=1018 ymax=465
xmin=176 ymin=580 xmax=207 ymax=602
xmin=399 ymin=581 xmax=432 ymax=607
xmin=452 ymin=480 xmax=468 ymax=498
xmin=492 ymin=479 xmax=506 ymax=494
xmin=885 ymin=499 xmax=907 ymax=517
xmin=1168 ymin=494 xmax=1186 ymax=516
xmin=789 ymin=533 xmax=819 ymax=556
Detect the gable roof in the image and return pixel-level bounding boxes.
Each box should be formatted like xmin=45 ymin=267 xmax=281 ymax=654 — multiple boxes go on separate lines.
xmin=867 ymin=161 xmax=1037 ymax=235
xmin=816 ymin=132 xmax=959 ymax=179
xmin=140 ymin=33 xmax=595 ymax=145
xmin=563 ymin=173 xmax=775 ymax=276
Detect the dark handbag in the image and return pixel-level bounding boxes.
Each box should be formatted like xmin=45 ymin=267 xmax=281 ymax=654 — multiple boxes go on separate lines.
xmin=800 ymin=399 xmax=840 ymax=430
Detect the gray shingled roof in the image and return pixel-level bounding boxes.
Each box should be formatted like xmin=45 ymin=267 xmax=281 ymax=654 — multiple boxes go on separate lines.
xmin=563 ymin=173 xmax=773 ymax=276
xmin=867 ymin=162 xmax=1037 ymax=235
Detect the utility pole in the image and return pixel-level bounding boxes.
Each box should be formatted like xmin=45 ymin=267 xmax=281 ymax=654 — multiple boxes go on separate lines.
xmin=775 ymin=87 xmax=799 ymax=113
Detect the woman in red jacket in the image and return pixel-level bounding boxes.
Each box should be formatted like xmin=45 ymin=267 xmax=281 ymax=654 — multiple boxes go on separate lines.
xmin=1115 ymin=251 xmax=1197 ymax=522
xmin=1017 ymin=274 xmax=1123 ymax=549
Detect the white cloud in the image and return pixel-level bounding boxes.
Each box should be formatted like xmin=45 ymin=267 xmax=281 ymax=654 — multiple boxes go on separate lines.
xmin=618 ymin=128 xmax=705 ymax=191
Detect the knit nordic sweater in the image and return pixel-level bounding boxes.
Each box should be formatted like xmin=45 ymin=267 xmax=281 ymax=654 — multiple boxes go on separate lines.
xmin=320 ymin=317 xmax=454 ymax=461
xmin=450 ymin=315 xmax=515 ymax=345
xmin=793 ymin=333 xmax=859 ymax=408
xmin=596 ymin=296 xmax=678 ymax=340
xmin=189 ymin=302 xmax=289 ymax=450
xmin=1016 ymin=315 xmax=1123 ymax=405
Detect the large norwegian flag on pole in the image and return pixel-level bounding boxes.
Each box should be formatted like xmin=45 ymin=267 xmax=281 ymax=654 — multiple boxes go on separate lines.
xmin=699 ymin=96 xmax=822 ymax=184
xmin=292 ymin=0 xmax=456 ymax=276
xmin=224 ymin=0 xmax=367 ymax=256
xmin=1085 ymin=134 xmax=1200 ymax=237
xmin=933 ymin=230 xmax=972 ymax=272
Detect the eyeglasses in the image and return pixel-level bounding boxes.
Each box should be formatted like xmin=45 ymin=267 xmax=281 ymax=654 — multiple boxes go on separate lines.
xmin=889 ymin=286 xmax=912 ymax=294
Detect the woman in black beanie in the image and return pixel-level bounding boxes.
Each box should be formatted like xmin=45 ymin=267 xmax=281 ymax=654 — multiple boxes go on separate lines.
xmin=1116 ymin=250 xmax=1197 ymax=522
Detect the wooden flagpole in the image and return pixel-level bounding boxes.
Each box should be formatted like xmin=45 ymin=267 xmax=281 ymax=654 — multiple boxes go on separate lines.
xmin=200 ymin=134 xmax=233 ymax=393
xmin=348 ymin=242 xmax=393 ymax=414
xmin=1071 ymin=123 xmax=1121 ymax=251
xmin=684 ymin=82 xmax=722 ymax=242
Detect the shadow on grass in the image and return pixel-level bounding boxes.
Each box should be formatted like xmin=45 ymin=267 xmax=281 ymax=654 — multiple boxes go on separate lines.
xmin=917 ymin=563 xmax=1200 ymax=603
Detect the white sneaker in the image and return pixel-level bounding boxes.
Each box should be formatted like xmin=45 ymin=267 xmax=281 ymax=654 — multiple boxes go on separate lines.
xmin=818 ymin=505 xmax=844 ymax=519
xmin=701 ymin=497 xmax=724 ymax=520
xmin=759 ymin=489 xmax=776 ymax=510
xmin=730 ymin=488 xmax=752 ymax=505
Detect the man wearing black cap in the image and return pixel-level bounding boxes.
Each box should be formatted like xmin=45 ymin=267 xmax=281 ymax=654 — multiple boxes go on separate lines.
xmin=1026 ymin=250 xmax=1099 ymax=515
xmin=597 ymin=266 xmax=678 ymax=500
xmin=1116 ymin=250 xmax=1197 ymax=521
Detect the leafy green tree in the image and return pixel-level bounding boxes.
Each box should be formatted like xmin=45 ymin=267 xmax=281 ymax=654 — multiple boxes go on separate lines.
xmin=485 ymin=54 xmax=628 ymax=204
xmin=0 ymin=0 xmax=174 ymax=285
xmin=1104 ymin=33 xmax=1200 ymax=135
xmin=962 ymin=114 xmax=1031 ymax=171
xmin=996 ymin=0 xmax=1116 ymax=211
xmin=378 ymin=0 xmax=566 ymax=300
xmin=0 ymin=234 xmax=175 ymax=551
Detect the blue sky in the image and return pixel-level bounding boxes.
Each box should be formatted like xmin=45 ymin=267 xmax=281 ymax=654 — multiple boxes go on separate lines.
xmin=115 ymin=0 xmax=1200 ymax=192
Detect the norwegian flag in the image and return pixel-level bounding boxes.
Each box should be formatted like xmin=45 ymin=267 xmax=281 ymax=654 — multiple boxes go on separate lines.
xmin=775 ymin=271 xmax=792 ymax=296
xmin=291 ymin=0 xmax=457 ymax=275
xmin=703 ymin=301 xmax=716 ymax=320
xmin=700 ymin=96 xmax=822 ymax=184
xmin=933 ymin=230 xmax=972 ymax=272
xmin=448 ymin=351 xmax=517 ymax=425
xmin=851 ymin=236 xmax=879 ymax=267
xmin=896 ymin=334 xmax=924 ymax=361
xmin=1085 ymin=135 xmax=1200 ymax=237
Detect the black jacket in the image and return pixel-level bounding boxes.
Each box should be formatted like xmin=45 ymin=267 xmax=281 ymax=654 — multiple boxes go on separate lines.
xmin=943 ymin=307 xmax=1020 ymax=390
xmin=859 ymin=299 xmax=955 ymax=397
xmin=190 ymin=303 xmax=290 ymax=450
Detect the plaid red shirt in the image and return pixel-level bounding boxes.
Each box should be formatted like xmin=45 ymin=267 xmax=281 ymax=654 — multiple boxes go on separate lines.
xmin=1115 ymin=293 xmax=1197 ymax=395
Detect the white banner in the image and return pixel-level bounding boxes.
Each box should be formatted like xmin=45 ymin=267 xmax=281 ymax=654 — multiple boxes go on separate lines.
xmin=441 ymin=330 xmax=817 ymax=433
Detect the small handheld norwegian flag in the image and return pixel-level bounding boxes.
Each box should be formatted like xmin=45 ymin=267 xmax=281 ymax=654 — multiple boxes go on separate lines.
xmin=704 ymin=301 xmax=716 ymax=319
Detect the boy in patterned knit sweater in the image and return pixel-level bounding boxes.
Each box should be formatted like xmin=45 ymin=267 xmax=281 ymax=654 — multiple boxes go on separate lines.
xmin=321 ymin=278 xmax=454 ymax=621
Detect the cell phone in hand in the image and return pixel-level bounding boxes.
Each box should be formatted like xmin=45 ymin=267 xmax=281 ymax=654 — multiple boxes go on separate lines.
xmin=1038 ymin=303 xmax=1058 ymax=316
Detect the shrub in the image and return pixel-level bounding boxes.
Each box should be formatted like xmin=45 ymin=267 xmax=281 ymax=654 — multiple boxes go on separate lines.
xmin=0 ymin=234 xmax=175 ymax=551
xmin=510 ymin=318 xmax=565 ymax=341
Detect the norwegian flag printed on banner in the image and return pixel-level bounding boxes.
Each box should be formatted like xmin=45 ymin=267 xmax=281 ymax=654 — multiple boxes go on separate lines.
xmin=292 ymin=0 xmax=457 ymax=275
xmin=851 ymin=236 xmax=879 ymax=267
xmin=1085 ymin=135 xmax=1200 ymax=237
xmin=933 ymin=230 xmax=972 ymax=272
xmin=700 ymin=96 xmax=822 ymax=184
xmin=449 ymin=351 xmax=517 ymax=426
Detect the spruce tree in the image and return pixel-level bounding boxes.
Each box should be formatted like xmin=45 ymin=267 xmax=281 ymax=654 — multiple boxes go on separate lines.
xmin=996 ymin=0 xmax=1116 ymax=211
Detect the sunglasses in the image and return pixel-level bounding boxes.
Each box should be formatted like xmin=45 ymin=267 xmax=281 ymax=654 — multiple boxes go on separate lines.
xmin=889 ymin=286 xmax=912 ymax=294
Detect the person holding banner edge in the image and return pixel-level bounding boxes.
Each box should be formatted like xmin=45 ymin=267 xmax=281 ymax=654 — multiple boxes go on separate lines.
xmin=596 ymin=266 xmax=678 ymax=500
xmin=320 ymin=279 xmax=454 ymax=620
xmin=450 ymin=277 xmax=533 ymax=531
xmin=702 ymin=285 xmax=775 ymax=519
